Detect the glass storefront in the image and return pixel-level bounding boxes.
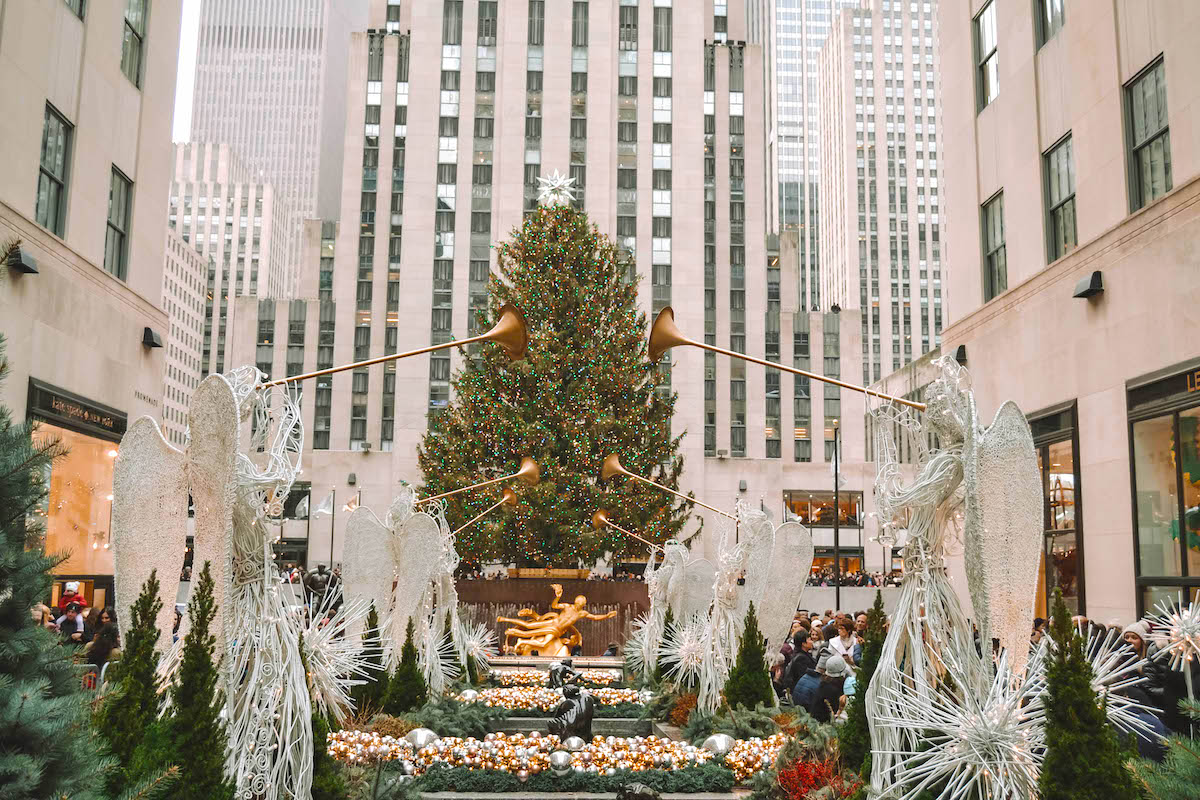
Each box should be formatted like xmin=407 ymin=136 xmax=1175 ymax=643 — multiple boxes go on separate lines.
xmin=26 ymin=380 xmax=126 ymax=608
xmin=1029 ymin=405 xmax=1084 ymax=616
xmin=1128 ymin=361 xmax=1200 ymax=614
xmin=782 ymin=490 xmax=863 ymax=527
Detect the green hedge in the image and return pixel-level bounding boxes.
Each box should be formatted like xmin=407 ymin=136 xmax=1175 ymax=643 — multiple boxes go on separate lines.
xmin=405 ymin=763 xmax=735 ymax=793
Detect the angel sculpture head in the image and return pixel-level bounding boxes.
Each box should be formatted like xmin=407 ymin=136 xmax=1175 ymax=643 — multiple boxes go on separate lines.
xmin=923 ymin=356 xmax=973 ymax=444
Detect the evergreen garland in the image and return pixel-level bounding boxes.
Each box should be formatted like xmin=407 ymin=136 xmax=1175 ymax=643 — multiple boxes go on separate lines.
xmin=839 ymin=590 xmax=885 ymax=773
xmin=0 ymin=299 xmax=111 ymax=800
xmin=723 ymin=603 xmax=775 ymax=711
xmin=155 ymin=562 xmax=233 ymax=800
xmin=351 ymin=603 xmax=387 ymax=717
xmin=417 ymin=204 xmax=690 ymax=565
xmin=1130 ymin=699 xmax=1200 ymax=799
xmin=1038 ymin=587 xmax=1138 ymax=800
xmin=383 ymin=619 xmax=427 ymax=715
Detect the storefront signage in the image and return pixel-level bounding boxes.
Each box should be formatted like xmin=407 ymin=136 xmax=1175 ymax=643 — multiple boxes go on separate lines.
xmin=1187 ymin=369 xmax=1200 ymax=393
xmin=27 ymin=379 xmax=127 ymax=442
xmin=1128 ymin=359 xmax=1200 ymax=415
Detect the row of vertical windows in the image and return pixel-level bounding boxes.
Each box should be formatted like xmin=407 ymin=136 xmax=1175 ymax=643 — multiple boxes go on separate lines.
xmin=703 ymin=45 xmax=716 ymax=457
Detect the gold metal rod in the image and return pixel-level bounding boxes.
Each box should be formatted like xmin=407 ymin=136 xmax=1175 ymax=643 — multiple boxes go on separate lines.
xmin=417 ymin=473 xmax=511 ymax=505
xmin=689 ymin=340 xmax=925 ymax=411
xmin=454 ymin=497 xmax=508 ymax=536
xmin=600 ymin=519 xmax=656 ymax=548
xmin=259 ymin=332 xmax=491 ymax=388
xmin=625 ymin=472 xmax=737 ymax=520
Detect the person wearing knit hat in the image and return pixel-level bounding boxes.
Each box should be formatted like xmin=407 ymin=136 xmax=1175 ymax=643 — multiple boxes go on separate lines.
xmin=809 ymin=655 xmax=850 ymax=723
xmin=1121 ymin=619 xmax=1169 ymax=719
xmin=1122 ymin=621 xmax=1152 ymax=656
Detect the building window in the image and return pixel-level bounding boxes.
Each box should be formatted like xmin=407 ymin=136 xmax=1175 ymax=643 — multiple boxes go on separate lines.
xmin=120 ymin=0 xmax=147 ymax=88
xmin=442 ymin=0 xmax=463 ymax=45
xmin=104 ymin=168 xmax=132 ymax=281
xmin=653 ymin=7 xmax=672 ymax=52
xmin=619 ymin=6 xmax=637 ymax=50
xmin=528 ymin=0 xmax=545 ymax=46
xmin=1044 ymin=135 xmax=1076 ymax=261
xmin=974 ymin=1 xmax=998 ymax=110
xmin=572 ymin=2 xmax=589 ymax=47
xmin=783 ymin=490 xmax=862 ymax=528
xmin=1037 ymin=0 xmax=1064 ymax=47
xmin=981 ymin=192 xmax=1006 ymax=301
xmin=1030 ymin=405 xmax=1084 ymax=616
xmin=477 ymin=1 xmax=497 ymax=46
xmin=1127 ymin=58 xmax=1172 ymax=211
xmin=36 ymin=105 xmax=72 ymax=237
xmin=1128 ymin=363 xmax=1200 ymax=615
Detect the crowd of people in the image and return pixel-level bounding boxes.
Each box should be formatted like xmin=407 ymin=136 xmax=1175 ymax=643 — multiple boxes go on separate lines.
xmin=32 ymin=582 xmax=123 ymax=682
xmin=804 ymin=570 xmax=899 ymax=588
xmin=768 ymin=605 xmax=1197 ymax=759
xmin=457 ymin=567 xmax=647 ymax=582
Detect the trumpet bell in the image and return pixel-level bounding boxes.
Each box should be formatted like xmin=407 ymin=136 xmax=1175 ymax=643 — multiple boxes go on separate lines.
xmin=600 ymin=454 xmax=627 ymax=482
xmin=648 ymin=306 xmax=690 ymax=364
xmin=515 ymin=457 xmax=541 ymax=486
xmin=591 ymin=509 xmax=610 ymax=530
xmin=501 ymin=487 xmax=519 ymax=506
xmin=485 ymin=304 xmax=529 ymax=361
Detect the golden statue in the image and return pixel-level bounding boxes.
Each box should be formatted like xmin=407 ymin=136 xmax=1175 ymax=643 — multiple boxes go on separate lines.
xmin=499 ymin=583 xmax=617 ymax=657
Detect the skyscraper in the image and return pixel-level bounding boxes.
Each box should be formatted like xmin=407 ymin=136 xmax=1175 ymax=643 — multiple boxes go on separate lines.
xmin=234 ymin=0 xmax=873 ymax=571
xmin=773 ymin=0 xmax=861 ymax=313
xmin=818 ymin=0 xmax=943 ymax=385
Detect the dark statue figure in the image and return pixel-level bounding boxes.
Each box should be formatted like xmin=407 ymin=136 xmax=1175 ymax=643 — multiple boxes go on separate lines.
xmin=547 ymin=657 xmax=581 ymax=688
xmin=305 ymin=564 xmax=332 ymax=602
xmin=547 ymin=684 xmax=595 ymax=741
xmin=617 ymin=784 xmax=661 ymax=800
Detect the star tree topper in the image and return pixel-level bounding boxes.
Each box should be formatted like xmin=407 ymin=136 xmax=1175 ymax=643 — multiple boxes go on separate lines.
xmin=536 ymin=169 xmax=577 ymax=207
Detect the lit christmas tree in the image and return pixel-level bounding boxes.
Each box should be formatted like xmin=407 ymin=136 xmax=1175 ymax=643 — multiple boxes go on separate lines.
xmin=418 ymin=175 xmax=689 ymax=565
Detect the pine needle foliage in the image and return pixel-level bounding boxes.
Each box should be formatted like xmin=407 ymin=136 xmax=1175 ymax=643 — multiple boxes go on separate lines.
xmin=383 ymin=619 xmax=427 ymax=715
xmin=839 ymin=590 xmax=885 ymax=772
xmin=96 ymin=570 xmax=165 ymax=790
xmin=1129 ymin=699 xmax=1200 ymax=800
xmin=724 ymin=602 xmax=775 ymax=711
xmin=0 ymin=293 xmax=108 ymax=800
xmin=152 ymin=563 xmax=233 ymax=800
xmin=311 ymin=713 xmax=349 ymax=800
xmin=652 ymin=606 xmax=675 ymax=685
xmin=1038 ymin=588 xmax=1138 ymax=800
xmin=417 ymin=204 xmax=689 ymax=565
xmin=351 ymin=603 xmax=387 ymax=716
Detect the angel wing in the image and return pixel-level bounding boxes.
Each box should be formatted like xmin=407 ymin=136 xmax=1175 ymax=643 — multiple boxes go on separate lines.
xmin=670 ymin=558 xmax=717 ymax=620
xmin=734 ymin=504 xmax=776 ymax=621
xmin=389 ymin=510 xmax=446 ymax=660
xmin=111 ymin=375 xmax=239 ymax=646
xmin=756 ymin=521 xmax=814 ymax=652
xmin=342 ymin=506 xmax=397 ymax=643
xmin=964 ymin=399 xmax=1043 ymax=675
xmin=111 ymin=419 xmax=188 ymax=643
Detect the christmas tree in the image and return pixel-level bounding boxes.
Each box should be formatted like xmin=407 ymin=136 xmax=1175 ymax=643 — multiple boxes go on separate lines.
xmin=350 ymin=603 xmax=387 ymax=717
xmin=1038 ymin=588 xmax=1137 ymax=800
xmin=838 ymin=591 xmax=885 ymax=775
xmin=382 ymin=619 xmax=427 ymax=715
xmin=418 ymin=196 xmax=689 ymax=565
xmin=96 ymin=570 xmax=166 ymax=791
xmin=154 ymin=562 xmax=234 ymax=800
xmin=0 ymin=271 xmax=107 ymax=799
xmin=724 ymin=603 xmax=775 ymax=710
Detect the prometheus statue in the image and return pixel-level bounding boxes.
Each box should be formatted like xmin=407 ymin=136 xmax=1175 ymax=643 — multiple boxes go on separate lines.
xmin=498 ymin=583 xmax=616 ymax=657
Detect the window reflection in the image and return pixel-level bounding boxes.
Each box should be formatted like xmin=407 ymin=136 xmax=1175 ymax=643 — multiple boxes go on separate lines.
xmin=1180 ymin=407 xmax=1200 ymax=577
xmin=1133 ymin=414 xmax=1182 ymax=577
xmin=782 ymin=490 xmax=862 ymax=527
xmin=37 ymin=424 xmax=119 ymax=577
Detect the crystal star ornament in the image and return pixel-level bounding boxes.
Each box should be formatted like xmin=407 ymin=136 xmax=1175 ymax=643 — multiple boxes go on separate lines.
xmin=536 ymin=169 xmax=577 ymax=206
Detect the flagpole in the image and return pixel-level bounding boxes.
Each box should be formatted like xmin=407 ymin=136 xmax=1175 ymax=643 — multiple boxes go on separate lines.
xmin=329 ymin=487 xmax=336 ymax=570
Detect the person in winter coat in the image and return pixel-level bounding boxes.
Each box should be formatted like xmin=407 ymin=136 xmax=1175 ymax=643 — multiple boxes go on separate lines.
xmin=57 ymin=581 xmax=89 ymax=612
xmin=1122 ymin=621 xmax=1170 ymax=715
xmin=809 ymin=655 xmax=850 ymax=723
xmin=785 ymin=631 xmax=819 ymax=697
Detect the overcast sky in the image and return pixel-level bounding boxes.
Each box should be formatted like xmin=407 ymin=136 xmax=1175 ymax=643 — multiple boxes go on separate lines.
xmin=172 ymin=0 xmax=202 ymax=142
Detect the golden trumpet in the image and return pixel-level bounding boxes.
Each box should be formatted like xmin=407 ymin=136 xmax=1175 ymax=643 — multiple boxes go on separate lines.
xmin=591 ymin=509 xmax=656 ymax=547
xmin=648 ymin=306 xmax=925 ymax=411
xmin=454 ymin=487 xmax=519 ymax=535
xmin=416 ymin=457 xmax=540 ymax=505
xmin=260 ymin=303 xmax=528 ymax=388
xmin=600 ymin=454 xmax=736 ymax=521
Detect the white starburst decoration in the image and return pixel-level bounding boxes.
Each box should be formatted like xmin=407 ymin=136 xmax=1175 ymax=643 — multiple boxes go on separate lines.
xmin=301 ymin=592 xmax=376 ymax=725
xmin=1148 ymin=600 xmax=1200 ymax=700
xmin=659 ymin=613 xmax=707 ymax=687
xmin=874 ymin=651 xmax=1044 ymax=800
xmin=459 ymin=619 xmax=498 ymax=677
xmin=536 ymin=169 xmax=577 ymax=207
xmin=623 ymin=614 xmax=654 ymax=680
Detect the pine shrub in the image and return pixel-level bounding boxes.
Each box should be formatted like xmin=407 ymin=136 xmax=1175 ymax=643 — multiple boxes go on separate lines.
xmin=383 ymin=619 xmax=427 ymax=715
xmin=724 ymin=602 xmax=775 ymax=711
xmin=351 ymin=602 xmax=387 ymax=716
xmin=311 ymin=713 xmax=349 ymax=800
xmin=839 ymin=590 xmax=885 ymax=772
xmin=1038 ymin=587 xmax=1138 ymax=800
xmin=1129 ymin=699 xmax=1200 ymax=800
